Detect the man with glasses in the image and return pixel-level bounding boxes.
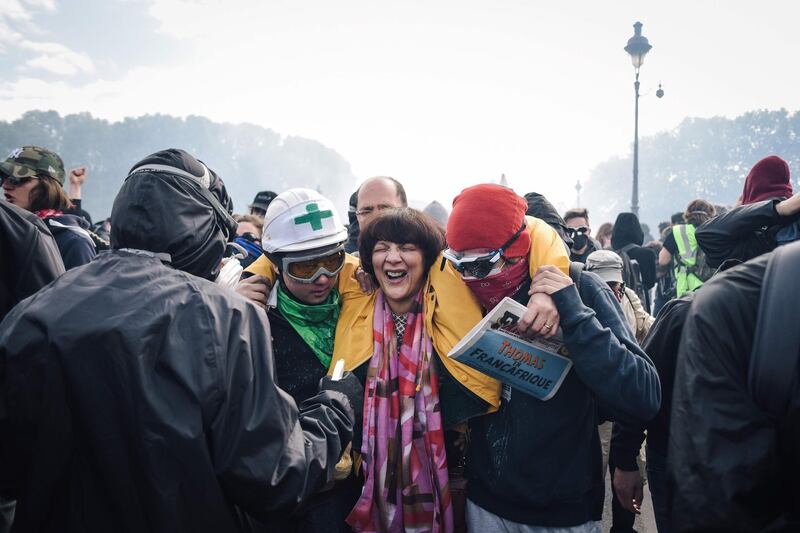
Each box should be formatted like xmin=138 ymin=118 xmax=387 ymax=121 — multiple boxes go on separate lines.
xmin=564 ymin=208 xmax=601 ymax=263
xmin=259 ymin=188 xmax=363 ymax=533
xmin=354 ymin=176 xmax=407 ymax=231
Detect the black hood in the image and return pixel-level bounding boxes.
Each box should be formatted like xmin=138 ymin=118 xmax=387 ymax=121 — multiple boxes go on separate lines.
xmin=611 ymin=212 xmax=644 ymax=249
xmin=523 ymin=192 xmax=573 ymax=249
xmin=110 ymin=148 xmax=234 ymax=280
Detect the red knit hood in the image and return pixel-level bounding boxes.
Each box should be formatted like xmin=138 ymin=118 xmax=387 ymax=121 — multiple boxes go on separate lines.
xmin=741 ymin=155 xmax=792 ymax=204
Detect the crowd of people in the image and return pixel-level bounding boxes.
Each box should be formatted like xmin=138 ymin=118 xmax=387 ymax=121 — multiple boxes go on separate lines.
xmin=0 ymin=145 xmax=798 ymax=533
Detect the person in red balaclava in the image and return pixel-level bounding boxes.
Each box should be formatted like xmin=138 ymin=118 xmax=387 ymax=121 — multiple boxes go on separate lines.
xmin=697 ymin=155 xmax=800 ymax=268
xmin=443 ymin=184 xmax=660 ymax=533
xmin=741 ymin=155 xmax=793 ymax=205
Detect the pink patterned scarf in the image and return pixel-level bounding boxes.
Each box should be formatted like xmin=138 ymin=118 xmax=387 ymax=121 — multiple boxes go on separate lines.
xmin=347 ymin=290 xmax=453 ymax=533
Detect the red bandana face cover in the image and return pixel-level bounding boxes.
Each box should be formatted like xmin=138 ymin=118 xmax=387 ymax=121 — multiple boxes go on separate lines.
xmin=463 ymin=257 xmax=529 ymax=311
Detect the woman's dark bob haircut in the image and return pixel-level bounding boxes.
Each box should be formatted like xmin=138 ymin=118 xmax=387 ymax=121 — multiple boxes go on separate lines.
xmin=359 ymin=208 xmax=446 ymax=282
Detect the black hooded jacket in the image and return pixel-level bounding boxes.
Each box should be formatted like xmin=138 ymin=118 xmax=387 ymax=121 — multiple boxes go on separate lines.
xmin=0 ymin=150 xmax=354 ymax=532
xmin=668 ymin=253 xmax=800 ymax=532
xmin=0 ymin=201 xmax=65 ymax=320
xmin=611 ymin=212 xmax=656 ymax=290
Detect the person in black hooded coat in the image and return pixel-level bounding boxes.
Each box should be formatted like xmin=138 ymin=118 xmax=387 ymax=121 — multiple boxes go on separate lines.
xmin=611 ymin=212 xmax=656 ymax=310
xmin=0 ymin=201 xmax=65 ymax=533
xmin=0 ymin=149 xmax=358 ymax=533
xmin=668 ymin=246 xmax=800 ymax=532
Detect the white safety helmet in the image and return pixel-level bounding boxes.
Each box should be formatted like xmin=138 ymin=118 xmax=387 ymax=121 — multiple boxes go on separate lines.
xmin=262 ymin=188 xmax=348 ymax=253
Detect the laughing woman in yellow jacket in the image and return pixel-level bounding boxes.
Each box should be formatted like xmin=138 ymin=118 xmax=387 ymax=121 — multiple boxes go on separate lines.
xmin=244 ymin=213 xmax=569 ymax=417
xmin=245 ymin=205 xmax=569 ymax=532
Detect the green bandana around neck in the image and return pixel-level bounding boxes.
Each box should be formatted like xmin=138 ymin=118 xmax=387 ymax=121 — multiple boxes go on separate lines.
xmin=276 ymin=282 xmax=341 ymax=368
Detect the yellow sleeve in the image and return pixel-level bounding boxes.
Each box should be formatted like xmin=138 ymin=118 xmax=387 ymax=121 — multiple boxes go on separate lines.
xmin=331 ymin=254 xmax=376 ymax=372
xmin=525 ymin=215 xmax=570 ymax=278
xmin=427 ymin=256 xmax=503 ymax=410
xmin=244 ymin=254 xmax=277 ymax=282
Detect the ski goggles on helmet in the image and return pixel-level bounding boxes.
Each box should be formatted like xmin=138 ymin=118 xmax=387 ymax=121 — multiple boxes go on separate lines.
xmin=281 ymin=245 xmax=346 ymax=283
xmin=443 ymin=221 xmax=526 ymax=279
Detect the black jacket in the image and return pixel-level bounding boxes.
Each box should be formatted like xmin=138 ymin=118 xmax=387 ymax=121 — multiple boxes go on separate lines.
xmin=0 ymin=201 xmax=64 ymax=321
xmin=668 ymin=253 xmax=800 ymax=532
xmin=268 ymin=306 xmax=331 ymax=409
xmin=570 ymin=238 xmax=601 ymax=264
xmin=0 ymin=150 xmax=353 ymax=532
xmin=610 ymin=292 xmax=695 ymax=471
xmin=467 ymin=274 xmax=660 ymax=527
xmin=695 ymin=198 xmax=800 ymax=268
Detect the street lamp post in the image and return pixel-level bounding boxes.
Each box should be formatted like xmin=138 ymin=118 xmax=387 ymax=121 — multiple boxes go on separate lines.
xmin=624 ymin=21 xmax=652 ymax=219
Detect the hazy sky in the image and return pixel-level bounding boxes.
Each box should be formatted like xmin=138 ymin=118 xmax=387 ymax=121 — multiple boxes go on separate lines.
xmin=1 ymin=0 xmax=799 ymax=214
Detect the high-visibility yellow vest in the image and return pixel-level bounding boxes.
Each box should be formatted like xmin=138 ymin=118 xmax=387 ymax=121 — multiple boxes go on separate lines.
xmin=672 ymin=223 xmax=704 ymax=297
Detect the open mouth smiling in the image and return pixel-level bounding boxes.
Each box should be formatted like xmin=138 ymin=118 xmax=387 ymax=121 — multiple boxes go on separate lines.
xmin=384 ymin=270 xmax=407 ymax=281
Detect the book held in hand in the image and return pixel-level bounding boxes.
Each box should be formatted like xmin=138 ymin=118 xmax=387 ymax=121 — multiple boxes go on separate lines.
xmin=447 ymin=297 xmax=572 ymax=401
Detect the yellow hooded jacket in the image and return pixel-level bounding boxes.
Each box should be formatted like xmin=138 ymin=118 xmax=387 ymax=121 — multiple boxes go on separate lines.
xmin=245 ymin=215 xmax=569 ymax=411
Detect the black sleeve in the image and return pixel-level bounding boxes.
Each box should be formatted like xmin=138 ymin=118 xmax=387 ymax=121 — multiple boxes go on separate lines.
xmin=669 ymin=261 xmax=783 ymax=532
xmin=0 ymin=205 xmax=65 ymax=320
xmin=610 ymin=295 xmax=692 ymax=471
xmin=13 ymin=224 xmax=64 ymax=306
xmin=552 ymin=273 xmax=661 ymax=424
xmin=662 ymin=231 xmax=678 ymax=256
xmin=695 ymin=199 xmax=785 ymax=268
xmin=210 ymin=301 xmax=354 ymax=518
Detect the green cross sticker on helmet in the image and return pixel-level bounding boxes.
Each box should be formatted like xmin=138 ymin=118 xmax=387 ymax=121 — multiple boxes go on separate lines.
xmin=262 ymin=188 xmax=348 ymax=254
xmin=294 ymin=202 xmax=333 ymax=231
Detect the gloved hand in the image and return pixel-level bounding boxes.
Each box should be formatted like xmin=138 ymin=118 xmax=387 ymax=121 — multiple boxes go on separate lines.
xmin=319 ymin=372 xmax=364 ymax=426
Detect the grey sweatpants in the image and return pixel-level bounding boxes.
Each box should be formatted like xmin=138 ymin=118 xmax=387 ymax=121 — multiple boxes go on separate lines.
xmin=466 ymin=500 xmax=602 ymax=533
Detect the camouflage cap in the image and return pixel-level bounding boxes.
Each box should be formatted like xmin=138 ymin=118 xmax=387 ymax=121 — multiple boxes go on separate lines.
xmin=0 ymin=146 xmax=65 ymax=186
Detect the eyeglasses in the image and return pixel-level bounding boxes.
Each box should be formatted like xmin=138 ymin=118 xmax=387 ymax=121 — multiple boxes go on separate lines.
xmin=443 ymin=221 xmax=526 ymax=279
xmin=355 ymin=204 xmax=394 ymax=217
xmin=0 ymin=174 xmax=39 ymax=187
xmin=565 ymin=226 xmax=589 ymax=239
xmin=282 ymin=248 xmax=346 ymax=283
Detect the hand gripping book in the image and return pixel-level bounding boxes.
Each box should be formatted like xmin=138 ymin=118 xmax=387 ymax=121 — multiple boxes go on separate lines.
xmin=447 ymin=297 xmax=572 ymax=401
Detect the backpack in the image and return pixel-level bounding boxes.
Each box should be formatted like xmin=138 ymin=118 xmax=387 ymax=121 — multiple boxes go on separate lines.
xmin=748 ymin=240 xmax=800 ymax=419
xmin=680 ymin=244 xmax=714 ymax=282
xmin=618 ymin=243 xmax=648 ymax=312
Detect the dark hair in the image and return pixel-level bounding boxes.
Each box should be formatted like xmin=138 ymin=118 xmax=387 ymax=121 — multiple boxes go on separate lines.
xmin=563 ymin=207 xmax=589 ymax=224
xmin=670 ymin=211 xmax=684 ymax=225
xmin=359 ymin=208 xmax=445 ymax=283
xmin=28 ymin=176 xmax=72 ymax=212
xmin=683 ymin=199 xmax=716 ymax=226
